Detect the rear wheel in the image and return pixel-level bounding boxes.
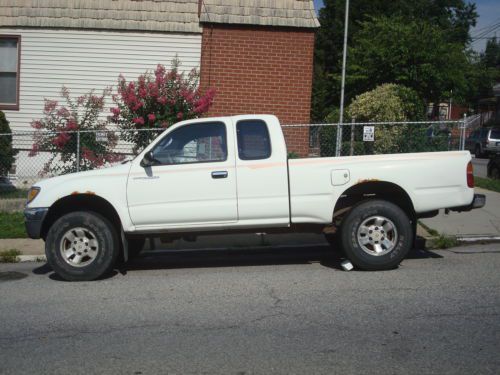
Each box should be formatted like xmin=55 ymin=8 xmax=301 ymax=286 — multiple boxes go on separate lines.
xmin=340 ymin=200 xmax=413 ymax=270
xmin=45 ymin=211 xmax=119 ymax=281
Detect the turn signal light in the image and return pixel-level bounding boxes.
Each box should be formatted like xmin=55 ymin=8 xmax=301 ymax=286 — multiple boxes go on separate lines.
xmin=27 ymin=187 xmax=40 ymax=204
xmin=467 ymin=162 xmax=474 ymax=188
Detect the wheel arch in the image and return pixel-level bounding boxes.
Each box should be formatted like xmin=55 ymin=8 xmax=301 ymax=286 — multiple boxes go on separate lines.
xmin=41 ymin=194 xmax=122 ymax=241
xmin=333 ymin=181 xmax=416 ymax=222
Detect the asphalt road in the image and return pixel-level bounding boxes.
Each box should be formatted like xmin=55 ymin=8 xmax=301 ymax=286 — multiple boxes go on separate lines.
xmin=1 ymin=243 xmax=499 ymax=375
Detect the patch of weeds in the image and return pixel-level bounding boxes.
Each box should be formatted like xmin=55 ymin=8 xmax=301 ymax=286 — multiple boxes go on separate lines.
xmin=433 ymin=234 xmax=459 ymax=249
xmin=0 ymin=249 xmax=22 ymax=263
xmin=418 ymin=221 xmax=439 ymax=237
xmin=475 ymin=177 xmax=500 ymax=194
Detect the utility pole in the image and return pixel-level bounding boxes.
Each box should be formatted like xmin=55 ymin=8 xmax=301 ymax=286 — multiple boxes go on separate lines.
xmin=336 ymin=0 xmax=350 ymax=157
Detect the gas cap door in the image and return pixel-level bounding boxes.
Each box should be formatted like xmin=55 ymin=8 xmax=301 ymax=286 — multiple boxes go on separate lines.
xmin=331 ymin=169 xmax=350 ymax=186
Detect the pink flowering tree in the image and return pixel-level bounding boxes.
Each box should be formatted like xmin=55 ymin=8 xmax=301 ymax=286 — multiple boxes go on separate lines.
xmin=30 ymin=87 xmax=123 ymax=176
xmin=110 ymin=59 xmax=215 ymax=152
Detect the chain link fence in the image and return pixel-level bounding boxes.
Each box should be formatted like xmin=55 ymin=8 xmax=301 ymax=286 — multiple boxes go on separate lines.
xmin=0 ymin=119 xmax=470 ymax=205
xmin=283 ymin=119 xmax=467 ymax=158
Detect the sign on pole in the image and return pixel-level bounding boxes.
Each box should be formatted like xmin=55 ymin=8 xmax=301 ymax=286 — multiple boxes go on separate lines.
xmin=363 ymin=126 xmax=374 ymax=142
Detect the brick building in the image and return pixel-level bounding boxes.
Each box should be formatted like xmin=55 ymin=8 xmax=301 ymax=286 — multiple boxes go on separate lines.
xmin=198 ymin=1 xmax=319 ymax=155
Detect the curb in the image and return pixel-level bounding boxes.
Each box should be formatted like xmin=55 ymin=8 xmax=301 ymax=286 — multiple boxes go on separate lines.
xmin=456 ymin=235 xmax=500 ymax=242
xmin=4 ymin=236 xmax=500 ymax=262
xmin=425 ymin=234 xmax=500 ymax=249
xmin=18 ymin=255 xmax=46 ymax=262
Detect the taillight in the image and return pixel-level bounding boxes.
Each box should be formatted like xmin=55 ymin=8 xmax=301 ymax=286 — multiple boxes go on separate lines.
xmin=467 ymin=161 xmax=474 ymax=188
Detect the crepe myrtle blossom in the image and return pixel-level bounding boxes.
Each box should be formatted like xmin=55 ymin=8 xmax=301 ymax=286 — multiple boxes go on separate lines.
xmin=110 ymin=58 xmax=215 ymax=152
xmin=30 ymin=86 xmax=123 ymax=175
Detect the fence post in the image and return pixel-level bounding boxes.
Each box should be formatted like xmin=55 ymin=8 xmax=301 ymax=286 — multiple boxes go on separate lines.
xmin=76 ymin=130 xmax=80 ymax=172
xmin=350 ymin=118 xmax=355 ymax=156
xmin=461 ymin=114 xmax=467 ymax=151
xmin=335 ymin=122 xmax=343 ymax=157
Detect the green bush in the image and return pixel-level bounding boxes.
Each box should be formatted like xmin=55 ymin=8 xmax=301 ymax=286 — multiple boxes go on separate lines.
xmin=0 ymin=111 xmax=17 ymax=176
xmin=348 ymin=84 xmax=427 ymax=154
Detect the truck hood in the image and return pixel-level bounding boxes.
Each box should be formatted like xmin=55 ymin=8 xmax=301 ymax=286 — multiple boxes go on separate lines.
xmin=28 ymin=162 xmax=133 ymax=209
xmin=34 ymin=162 xmax=131 ymax=191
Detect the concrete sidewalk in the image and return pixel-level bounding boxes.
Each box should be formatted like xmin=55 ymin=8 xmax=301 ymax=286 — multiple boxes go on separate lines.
xmin=420 ymin=187 xmax=500 ymax=237
xmin=2 ymin=187 xmax=499 ymax=257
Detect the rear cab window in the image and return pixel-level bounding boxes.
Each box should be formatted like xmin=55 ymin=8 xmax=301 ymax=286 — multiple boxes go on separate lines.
xmin=236 ymin=120 xmax=272 ymax=160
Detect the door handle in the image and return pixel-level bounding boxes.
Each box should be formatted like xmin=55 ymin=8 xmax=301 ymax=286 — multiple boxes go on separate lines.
xmin=211 ymin=171 xmax=228 ymax=179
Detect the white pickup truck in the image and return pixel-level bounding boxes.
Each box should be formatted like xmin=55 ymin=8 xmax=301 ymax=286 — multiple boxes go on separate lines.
xmin=25 ymin=115 xmax=485 ymax=281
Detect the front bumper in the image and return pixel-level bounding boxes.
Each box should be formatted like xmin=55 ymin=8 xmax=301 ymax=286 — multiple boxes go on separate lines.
xmin=449 ymin=194 xmax=486 ymax=213
xmin=24 ymin=207 xmax=49 ymax=239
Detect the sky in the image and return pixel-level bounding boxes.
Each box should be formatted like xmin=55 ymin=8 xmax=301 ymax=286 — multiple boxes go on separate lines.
xmin=312 ymin=0 xmax=500 ymax=52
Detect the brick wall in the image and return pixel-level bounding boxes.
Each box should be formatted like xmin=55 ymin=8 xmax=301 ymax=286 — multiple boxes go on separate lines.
xmin=199 ymin=24 xmax=315 ymax=156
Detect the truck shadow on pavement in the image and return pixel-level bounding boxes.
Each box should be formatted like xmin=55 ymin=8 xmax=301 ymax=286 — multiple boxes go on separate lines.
xmin=32 ymin=239 xmax=442 ymax=281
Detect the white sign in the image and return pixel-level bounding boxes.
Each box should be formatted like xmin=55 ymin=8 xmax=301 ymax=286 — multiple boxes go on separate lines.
xmin=363 ymin=126 xmax=375 ymax=142
xmin=95 ymin=131 xmax=108 ymax=143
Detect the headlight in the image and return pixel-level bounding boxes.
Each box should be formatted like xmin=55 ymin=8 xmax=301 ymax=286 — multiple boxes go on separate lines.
xmin=27 ymin=187 xmax=40 ymax=204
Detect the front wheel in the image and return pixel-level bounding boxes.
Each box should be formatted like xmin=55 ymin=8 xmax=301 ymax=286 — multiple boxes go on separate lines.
xmin=340 ymin=200 xmax=413 ymax=270
xmin=45 ymin=211 xmax=119 ymax=281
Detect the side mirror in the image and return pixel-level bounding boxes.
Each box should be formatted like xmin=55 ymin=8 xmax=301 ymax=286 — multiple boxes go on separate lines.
xmin=140 ymin=151 xmax=155 ymax=168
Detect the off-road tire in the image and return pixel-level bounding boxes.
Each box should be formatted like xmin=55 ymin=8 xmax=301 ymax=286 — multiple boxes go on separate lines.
xmin=45 ymin=211 xmax=119 ymax=281
xmin=340 ymin=200 xmax=413 ymax=271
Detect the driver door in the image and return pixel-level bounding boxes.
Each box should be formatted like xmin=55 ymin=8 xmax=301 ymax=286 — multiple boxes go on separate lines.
xmin=126 ymin=120 xmax=238 ymax=229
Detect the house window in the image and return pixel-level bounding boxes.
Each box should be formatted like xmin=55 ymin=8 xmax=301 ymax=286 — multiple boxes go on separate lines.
xmin=0 ymin=36 xmax=20 ymax=110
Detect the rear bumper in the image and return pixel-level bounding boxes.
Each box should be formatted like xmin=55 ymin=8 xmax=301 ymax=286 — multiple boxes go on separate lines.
xmin=24 ymin=207 xmax=48 ymax=239
xmin=449 ymin=194 xmax=486 ymax=213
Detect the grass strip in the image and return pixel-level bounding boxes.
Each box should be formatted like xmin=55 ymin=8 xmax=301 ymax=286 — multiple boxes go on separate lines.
xmin=0 ymin=212 xmax=27 ymax=239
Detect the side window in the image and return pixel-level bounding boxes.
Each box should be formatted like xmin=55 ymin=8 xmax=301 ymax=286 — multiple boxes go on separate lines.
xmin=236 ymin=120 xmax=271 ymax=160
xmin=151 ymin=122 xmax=227 ymax=165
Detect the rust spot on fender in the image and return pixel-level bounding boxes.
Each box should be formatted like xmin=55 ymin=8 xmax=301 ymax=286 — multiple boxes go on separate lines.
xmin=357 ymin=178 xmax=380 ymax=184
xmin=85 ymin=191 xmax=95 ymax=195
xmin=71 ymin=191 xmax=79 ymax=195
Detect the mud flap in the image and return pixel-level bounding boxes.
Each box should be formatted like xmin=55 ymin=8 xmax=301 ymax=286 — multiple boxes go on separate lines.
xmin=120 ymin=227 xmax=129 ymax=263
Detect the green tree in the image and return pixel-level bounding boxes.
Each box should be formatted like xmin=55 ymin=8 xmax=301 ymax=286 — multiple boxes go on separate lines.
xmin=349 ymin=17 xmax=469 ymax=108
xmin=0 ymin=111 xmax=17 ymax=176
xmin=312 ymin=0 xmax=477 ymax=121
xmin=483 ymin=37 xmax=500 ymax=68
xmin=463 ymin=37 xmax=500 ymax=108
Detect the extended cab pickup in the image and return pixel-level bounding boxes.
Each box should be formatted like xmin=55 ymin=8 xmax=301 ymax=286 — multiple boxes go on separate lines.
xmin=25 ymin=115 xmax=485 ymax=280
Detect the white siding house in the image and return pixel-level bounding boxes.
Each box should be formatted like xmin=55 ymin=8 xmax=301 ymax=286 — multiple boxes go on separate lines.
xmin=0 ymin=0 xmax=202 ymax=131
xmin=1 ymin=28 xmax=201 ymax=131
xmin=0 ymin=0 xmax=202 ymax=183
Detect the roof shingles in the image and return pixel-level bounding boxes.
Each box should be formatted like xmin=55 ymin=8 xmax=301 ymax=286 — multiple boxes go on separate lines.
xmin=199 ymin=0 xmax=319 ymax=28
xmin=0 ymin=0 xmax=319 ymax=33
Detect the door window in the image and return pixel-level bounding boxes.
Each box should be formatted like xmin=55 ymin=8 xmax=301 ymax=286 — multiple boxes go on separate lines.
xmin=151 ymin=122 xmax=227 ymax=165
